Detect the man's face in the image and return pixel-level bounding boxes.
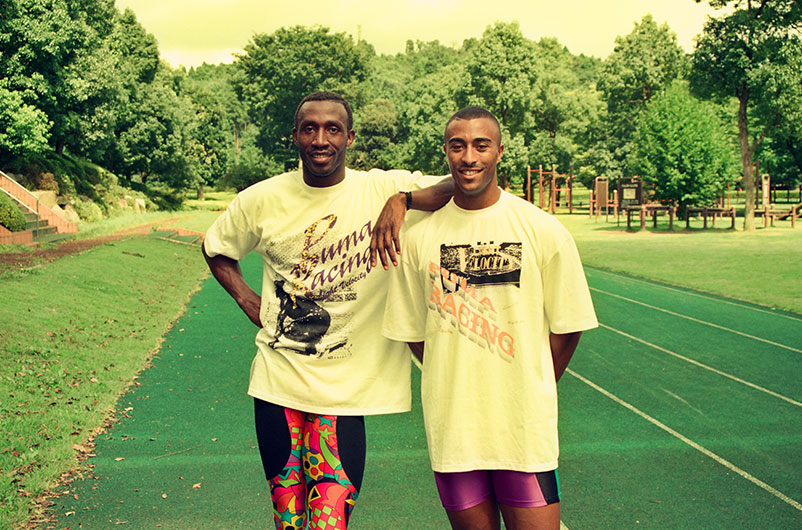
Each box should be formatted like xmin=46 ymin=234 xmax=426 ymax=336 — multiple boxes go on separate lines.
xmin=444 ymin=117 xmax=504 ymax=208
xmin=292 ymin=100 xmax=354 ymax=185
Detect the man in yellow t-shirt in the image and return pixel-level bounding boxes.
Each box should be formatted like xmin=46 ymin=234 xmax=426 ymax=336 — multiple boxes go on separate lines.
xmin=203 ymin=91 xmax=450 ymax=529
xmin=383 ymin=107 xmax=598 ymax=530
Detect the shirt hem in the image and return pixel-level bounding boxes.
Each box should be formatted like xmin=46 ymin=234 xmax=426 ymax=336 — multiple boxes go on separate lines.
xmin=550 ymin=319 xmax=599 ymax=335
xmin=430 ymin=460 xmax=559 ymax=474
xmin=247 ymin=389 xmax=412 ymax=416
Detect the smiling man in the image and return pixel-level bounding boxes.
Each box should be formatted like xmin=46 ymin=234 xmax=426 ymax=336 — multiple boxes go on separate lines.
xmin=202 ymin=91 xmax=451 ymax=529
xmin=383 ymin=106 xmax=598 ymax=530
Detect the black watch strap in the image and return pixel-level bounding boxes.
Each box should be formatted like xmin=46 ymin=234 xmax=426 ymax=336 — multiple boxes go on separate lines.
xmin=404 ymin=191 xmax=412 ymax=210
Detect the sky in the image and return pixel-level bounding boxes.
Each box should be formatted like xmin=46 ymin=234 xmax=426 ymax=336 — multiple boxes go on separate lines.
xmin=114 ymin=0 xmax=724 ymax=69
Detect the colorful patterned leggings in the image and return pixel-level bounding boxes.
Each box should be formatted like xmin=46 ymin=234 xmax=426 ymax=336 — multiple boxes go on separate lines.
xmin=254 ymin=399 xmax=366 ymax=530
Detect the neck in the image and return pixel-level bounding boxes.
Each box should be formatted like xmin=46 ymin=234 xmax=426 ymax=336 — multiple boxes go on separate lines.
xmin=302 ymin=167 xmax=346 ymax=188
xmin=454 ymin=185 xmax=501 ymax=210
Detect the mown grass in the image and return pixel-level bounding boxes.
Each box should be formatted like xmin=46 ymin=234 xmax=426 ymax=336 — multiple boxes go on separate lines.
xmin=0 ymin=237 xmax=208 ymax=529
xmin=73 ymin=211 xmax=183 ymax=240
xmin=67 ymin=190 xmax=233 ymax=241
xmin=182 ymin=190 xmax=235 ymax=212
xmin=558 ymin=213 xmax=802 ymax=315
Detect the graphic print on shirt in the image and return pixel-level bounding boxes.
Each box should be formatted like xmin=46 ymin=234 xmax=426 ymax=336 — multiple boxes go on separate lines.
xmin=426 ymin=242 xmax=522 ymax=361
xmin=439 ymin=242 xmax=522 ymax=288
xmin=265 ymin=214 xmax=374 ymax=359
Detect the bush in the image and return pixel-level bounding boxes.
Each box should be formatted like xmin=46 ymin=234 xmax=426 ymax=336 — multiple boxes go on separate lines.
xmin=0 ymin=192 xmax=27 ymax=231
xmin=71 ymin=198 xmax=104 ymax=222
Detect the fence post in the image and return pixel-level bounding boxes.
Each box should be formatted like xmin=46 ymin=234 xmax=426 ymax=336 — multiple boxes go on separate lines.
xmin=526 ymin=166 xmax=531 ymax=202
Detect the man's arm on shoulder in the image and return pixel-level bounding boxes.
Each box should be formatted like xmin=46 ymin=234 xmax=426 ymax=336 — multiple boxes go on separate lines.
xmin=550 ymin=331 xmax=582 ymax=382
xmin=370 ymin=177 xmax=453 ymax=270
xmin=202 ymin=242 xmax=262 ymax=328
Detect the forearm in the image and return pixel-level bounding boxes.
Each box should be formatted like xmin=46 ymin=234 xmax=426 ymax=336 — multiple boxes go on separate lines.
xmin=550 ymin=331 xmax=582 ymax=382
xmin=370 ymin=177 xmax=453 ymax=269
xmin=202 ymin=242 xmax=262 ymax=326
xmin=406 ymin=177 xmax=453 ymax=211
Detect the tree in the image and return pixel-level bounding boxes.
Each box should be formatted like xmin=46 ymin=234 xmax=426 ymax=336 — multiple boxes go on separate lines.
xmin=348 ymin=98 xmax=400 ymax=170
xmin=528 ymin=38 xmax=605 ymax=183
xmin=67 ymin=8 xmax=161 ymax=165
xmin=690 ymin=0 xmax=802 ymax=230
xmin=233 ymin=26 xmax=368 ymax=169
xmin=0 ymin=86 xmax=50 ymax=159
xmin=631 ymin=81 xmax=739 ymax=215
xmin=0 ymin=0 xmax=117 ymax=154
xmin=597 ymin=15 xmax=686 ymax=176
xmin=456 ymin=22 xmax=542 ymax=188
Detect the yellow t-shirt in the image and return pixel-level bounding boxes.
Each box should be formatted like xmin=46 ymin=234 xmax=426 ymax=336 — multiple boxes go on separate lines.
xmin=204 ymin=168 xmax=438 ymax=415
xmin=382 ymin=191 xmax=598 ymax=472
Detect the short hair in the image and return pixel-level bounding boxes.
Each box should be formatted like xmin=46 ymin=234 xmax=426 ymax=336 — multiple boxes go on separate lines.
xmin=294 ymin=91 xmax=354 ymax=130
xmin=444 ymin=106 xmax=502 ymax=143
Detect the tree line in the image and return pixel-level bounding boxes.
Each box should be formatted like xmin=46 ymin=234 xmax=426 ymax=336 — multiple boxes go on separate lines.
xmin=1 ymin=0 xmax=799 ymax=230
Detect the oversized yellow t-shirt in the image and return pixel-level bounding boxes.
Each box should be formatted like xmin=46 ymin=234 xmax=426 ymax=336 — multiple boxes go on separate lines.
xmin=204 ymin=168 xmax=438 ymax=415
xmin=382 ymin=191 xmax=598 ymax=472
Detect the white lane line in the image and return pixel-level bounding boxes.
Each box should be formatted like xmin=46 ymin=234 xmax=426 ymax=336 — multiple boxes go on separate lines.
xmin=592 ymin=287 xmax=802 ymax=354
xmin=599 ymin=323 xmax=802 ymax=408
xmin=586 ymin=267 xmax=802 ymax=323
xmin=567 ymin=368 xmax=802 ymax=512
xmin=662 ymin=389 xmax=706 ymax=416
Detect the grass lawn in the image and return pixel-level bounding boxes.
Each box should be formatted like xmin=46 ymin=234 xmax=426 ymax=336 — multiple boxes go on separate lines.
xmin=0 ymin=237 xmax=209 ymax=529
xmin=557 ymin=213 xmax=802 ymax=315
xmin=67 ymin=190 xmax=234 ymax=241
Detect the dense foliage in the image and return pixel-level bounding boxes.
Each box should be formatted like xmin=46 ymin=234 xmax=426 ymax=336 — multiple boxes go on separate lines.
xmin=691 ymin=0 xmax=802 ymax=229
xmin=0 ymin=189 xmax=27 ymax=231
xmin=631 ymin=81 xmax=739 ymax=214
xmin=1 ymin=0 xmax=800 ymax=222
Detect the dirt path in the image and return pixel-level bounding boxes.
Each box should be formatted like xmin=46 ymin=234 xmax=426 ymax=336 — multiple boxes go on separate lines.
xmin=0 ymin=220 xmax=192 ymax=271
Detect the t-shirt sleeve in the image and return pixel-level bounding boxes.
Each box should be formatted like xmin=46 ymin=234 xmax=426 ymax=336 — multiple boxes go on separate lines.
xmin=542 ymin=235 xmax=598 ymax=334
xmin=382 ymin=237 xmax=428 ymax=342
xmin=405 ymin=172 xmax=449 ymax=191
xmin=370 ymin=168 xmax=448 ymax=197
xmin=203 ymin=193 xmax=260 ymax=260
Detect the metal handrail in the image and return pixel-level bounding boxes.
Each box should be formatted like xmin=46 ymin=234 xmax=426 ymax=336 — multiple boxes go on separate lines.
xmin=0 ymin=170 xmax=77 ymax=234
xmin=0 ymin=173 xmax=41 ymax=230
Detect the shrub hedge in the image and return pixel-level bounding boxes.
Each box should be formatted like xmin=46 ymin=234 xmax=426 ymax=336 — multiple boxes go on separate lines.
xmin=0 ymin=191 xmax=27 ymax=231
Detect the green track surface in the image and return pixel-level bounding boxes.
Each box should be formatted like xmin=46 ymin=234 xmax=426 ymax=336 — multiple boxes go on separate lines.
xmin=44 ymin=254 xmax=802 ymax=529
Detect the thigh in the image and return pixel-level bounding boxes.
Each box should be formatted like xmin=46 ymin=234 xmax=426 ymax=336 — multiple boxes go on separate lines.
xmin=434 ymin=470 xmax=494 ymax=511
xmin=303 ymin=414 xmax=365 ymax=529
xmin=491 ymin=469 xmax=560 ymax=508
xmin=435 ymin=471 xmax=498 ymax=530
xmin=254 ymin=398 xmax=300 ymax=479
xmin=492 ymin=470 xmax=561 ymax=530
xmin=254 ymin=399 xmax=307 ymax=530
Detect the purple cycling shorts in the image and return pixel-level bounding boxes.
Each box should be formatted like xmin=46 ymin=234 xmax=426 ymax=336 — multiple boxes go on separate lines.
xmin=433 ymin=469 xmax=560 ymax=511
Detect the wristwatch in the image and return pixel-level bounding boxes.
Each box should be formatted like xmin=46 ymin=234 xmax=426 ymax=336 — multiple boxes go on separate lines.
xmin=404 ymin=191 xmax=412 ymax=210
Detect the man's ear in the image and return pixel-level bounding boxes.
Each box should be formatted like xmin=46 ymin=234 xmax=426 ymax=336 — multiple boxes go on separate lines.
xmin=497 ymin=144 xmax=504 ymax=162
xmin=291 ymin=128 xmax=299 ymax=146
xmin=346 ymin=129 xmax=355 ymax=146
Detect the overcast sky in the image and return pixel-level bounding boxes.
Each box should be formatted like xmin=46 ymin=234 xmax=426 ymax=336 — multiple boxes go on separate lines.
xmin=114 ymin=0 xmax=723 ymax=68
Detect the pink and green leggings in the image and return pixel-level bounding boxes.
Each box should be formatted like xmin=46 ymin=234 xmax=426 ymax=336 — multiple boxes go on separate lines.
xmin=254 ymin=399 xmax=366 ymax=530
